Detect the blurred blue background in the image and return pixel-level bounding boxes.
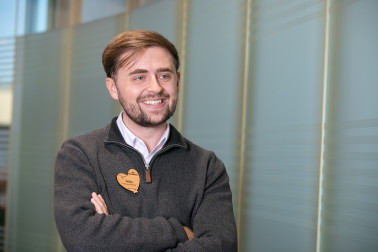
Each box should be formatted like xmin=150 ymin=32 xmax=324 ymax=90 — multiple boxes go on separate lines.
xmin=0 ymin=0 xmax=377 ymax=251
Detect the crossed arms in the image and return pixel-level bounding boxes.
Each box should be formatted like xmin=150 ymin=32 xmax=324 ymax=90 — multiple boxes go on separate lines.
xmin=91 ymin=192 xmax=195 ymax=241
xmin=54 ymin=138 xmax=237 ymax=251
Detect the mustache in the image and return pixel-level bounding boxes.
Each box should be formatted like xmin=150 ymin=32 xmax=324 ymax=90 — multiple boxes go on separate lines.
xmin=137 ymin=92 xmax=170 ymax=101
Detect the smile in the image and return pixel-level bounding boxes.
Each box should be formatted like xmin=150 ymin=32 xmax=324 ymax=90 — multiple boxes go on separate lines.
xmin=143 ymin=99 xmax=164 ymax=105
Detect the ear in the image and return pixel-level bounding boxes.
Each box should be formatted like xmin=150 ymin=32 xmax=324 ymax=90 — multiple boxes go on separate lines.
xmin=106 ymin=77 xmax=119 ymax=100
xmin=176 ymin=72 xmax=180 ymax=93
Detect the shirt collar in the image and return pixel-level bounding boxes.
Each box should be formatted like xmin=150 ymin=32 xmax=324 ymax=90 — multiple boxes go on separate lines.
xmin=116 ymin=111 xmax=170 ymax=152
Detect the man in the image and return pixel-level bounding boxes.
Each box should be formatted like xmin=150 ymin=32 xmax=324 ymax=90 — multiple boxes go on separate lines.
xmin=54 ymin=30 xmax=237 ymax=251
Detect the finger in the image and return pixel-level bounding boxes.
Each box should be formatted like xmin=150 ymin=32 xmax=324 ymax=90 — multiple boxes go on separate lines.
xmin=91 ymin=193 xmax=109 ymax=215
xmin=183 ymin=226 xmax=194 ymax=240
xmin=97 ymin=194 xmax=109 ymax=215
xmin=92 ymin=193 xmax=104 ymax=207
xmin=91 ymin=197 xmax=103 ymax=214
xmin=95 ymin=194 xmax=107 ymax=211
xmin=91 ymin=193 xmax=105 ymax=213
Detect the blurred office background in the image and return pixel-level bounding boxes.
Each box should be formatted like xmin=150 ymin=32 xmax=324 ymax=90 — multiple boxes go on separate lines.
xmin=0 ymin=0 xmax=377 ymax=251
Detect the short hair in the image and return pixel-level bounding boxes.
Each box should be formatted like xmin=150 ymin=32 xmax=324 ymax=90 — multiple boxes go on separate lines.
xmin=102 ymin=30 xmax=180 ymax=78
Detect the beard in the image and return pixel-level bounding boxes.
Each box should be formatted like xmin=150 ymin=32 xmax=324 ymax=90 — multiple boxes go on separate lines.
xmin=118 ymin=92 xmax=177 ymax=128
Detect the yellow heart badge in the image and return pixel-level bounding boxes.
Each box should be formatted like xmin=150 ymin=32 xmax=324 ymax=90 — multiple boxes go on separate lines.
xmin=117 ymin=169 xmax=140 ymax=194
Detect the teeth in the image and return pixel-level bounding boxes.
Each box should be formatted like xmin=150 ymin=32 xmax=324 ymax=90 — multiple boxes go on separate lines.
xmin=144 ymin=100 xmax=163 ymax=105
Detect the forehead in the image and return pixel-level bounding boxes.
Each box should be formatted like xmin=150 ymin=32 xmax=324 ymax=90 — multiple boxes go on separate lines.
xmin=121 ymin=46 xmax=175 ymax=72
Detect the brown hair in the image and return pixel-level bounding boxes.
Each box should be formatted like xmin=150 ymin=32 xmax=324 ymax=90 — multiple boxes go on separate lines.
xmin=102 ymin=30 xmax=179 ymax=78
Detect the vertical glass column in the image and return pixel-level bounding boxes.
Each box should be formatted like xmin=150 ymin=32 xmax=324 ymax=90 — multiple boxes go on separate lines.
xmin=320 ymin=1 xmax=378 ymax=251
xmin=240 ymin=0 xmax=326 ymax=251
xmin=6 ymin=30 xmax=69 ymax=251
xmin=183 ymin=0 xmax=246 ymax=215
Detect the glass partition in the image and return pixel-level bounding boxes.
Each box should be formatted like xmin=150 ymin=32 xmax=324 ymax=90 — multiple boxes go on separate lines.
xmin=240 ymin=0 xmax=326 ymax=251
xmin=320 ymin=1 xmax=378 ymax=251
xmin=183 ymin=0 xmax=246 ymax=213
xmin=7 ymin=29 xmax=68 ymax=251
xmin=67 ymin=15 xmax=125 ymax=138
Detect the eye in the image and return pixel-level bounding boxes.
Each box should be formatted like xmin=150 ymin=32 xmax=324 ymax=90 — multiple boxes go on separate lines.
xmin=134 ymin=76 xmax=144 ymax=81
xmin=159 ymin=73 xmax=172 ymax=80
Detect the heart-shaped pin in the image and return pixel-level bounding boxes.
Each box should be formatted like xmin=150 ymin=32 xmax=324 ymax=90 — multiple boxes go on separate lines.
xmin=117 ymin=169 xmax=140 ymax=194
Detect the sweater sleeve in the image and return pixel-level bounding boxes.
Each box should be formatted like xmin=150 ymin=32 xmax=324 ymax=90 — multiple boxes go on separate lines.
xmin=166 ymin=153 xmax=238 ymax=252
xmin=53 ymin=139 xmax=188 ymax=252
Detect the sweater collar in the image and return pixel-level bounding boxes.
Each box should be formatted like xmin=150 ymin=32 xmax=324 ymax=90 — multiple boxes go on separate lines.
xmin=104 ymin=117 xmax=187 ymax=150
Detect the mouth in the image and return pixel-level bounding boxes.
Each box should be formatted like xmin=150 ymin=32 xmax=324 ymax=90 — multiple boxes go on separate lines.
xmin=143 ymin=99 xmax=164 ymax=105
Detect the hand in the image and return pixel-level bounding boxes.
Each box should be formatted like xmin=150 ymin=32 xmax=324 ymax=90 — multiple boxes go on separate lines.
xmin=91 ymin=192 xmax=109 ymax=215
xmin=183 ymin=226 xmax=194 ymax=241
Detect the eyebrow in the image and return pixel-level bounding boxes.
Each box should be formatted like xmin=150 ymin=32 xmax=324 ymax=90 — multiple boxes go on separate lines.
xmin=129 ymin=67 xmax=174 ymax=76
xmin=129 ymin=69 xmax=148 ymax=75
xmin=156 ymin=67 xmax=174 ymax=73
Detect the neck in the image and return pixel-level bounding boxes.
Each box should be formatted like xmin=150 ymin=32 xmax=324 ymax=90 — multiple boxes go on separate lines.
xmin=122 ymin=114 xmax=168 ymax=152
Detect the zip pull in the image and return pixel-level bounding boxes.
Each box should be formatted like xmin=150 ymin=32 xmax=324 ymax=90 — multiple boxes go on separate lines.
xmin=145 ymin=163 xmax=151 ymax=183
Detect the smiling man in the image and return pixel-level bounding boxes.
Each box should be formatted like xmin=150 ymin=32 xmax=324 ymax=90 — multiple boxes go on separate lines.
xmin=54 ymin=30 xmax=237 ymax=252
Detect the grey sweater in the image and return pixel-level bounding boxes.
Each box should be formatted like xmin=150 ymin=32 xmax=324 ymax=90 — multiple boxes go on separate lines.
xmin=54 ymin=118 xmax=237 ymax=251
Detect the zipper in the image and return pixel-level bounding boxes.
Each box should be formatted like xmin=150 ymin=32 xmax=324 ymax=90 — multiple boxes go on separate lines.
xmin=144 ymin=163 xmax=151 ymax=183
xmin=142 ymin=145 xmax=180 ymax=183
xmin=141 ymin=144 xmax=184 ymax=183
xmin=106 ymin=140 xmax=184 ymax=183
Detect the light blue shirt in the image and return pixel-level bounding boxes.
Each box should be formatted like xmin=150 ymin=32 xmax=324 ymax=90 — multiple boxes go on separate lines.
xmin=116 ymin=112 xmax=170 ymax=164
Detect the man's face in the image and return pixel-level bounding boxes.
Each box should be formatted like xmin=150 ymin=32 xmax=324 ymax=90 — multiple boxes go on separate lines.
xmin=106 ymin=46 xmax=180 ymax=128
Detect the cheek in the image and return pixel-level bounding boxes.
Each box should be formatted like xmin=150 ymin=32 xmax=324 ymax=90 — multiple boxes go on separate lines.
xmin=121 ymin=87 xmax=141 ymax=100
xmin=167 ymin=83 xmax=179 ymax=95
xmin=171 ymin=87 xmax=179 ymax=99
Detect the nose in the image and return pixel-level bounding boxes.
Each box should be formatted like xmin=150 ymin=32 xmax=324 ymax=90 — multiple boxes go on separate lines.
xmin=147 ymin=75 xmax=163 ymax=93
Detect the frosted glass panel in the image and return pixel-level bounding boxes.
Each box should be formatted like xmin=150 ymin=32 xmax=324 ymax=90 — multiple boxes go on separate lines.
xmin=68 ymin=15 xmax=124 ymax=137
xmin=241 ymin=0 xmax=325 ymax=251
xmin=81 ymin=0 xmax=126 ymax=23
xmin=6 ymin=30 xmax=68 ymax=251
xmin=321 ymin=1 xmax=378 ymax=251
xmin=183 ymin=0 xmax=245 ymax=213
xmin=129 ymin=0 xmax=177 ymax=41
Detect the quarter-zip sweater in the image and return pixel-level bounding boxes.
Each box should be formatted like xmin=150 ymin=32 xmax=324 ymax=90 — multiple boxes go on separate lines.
xmin=54 ymin=117 xmax=237 ymax=252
